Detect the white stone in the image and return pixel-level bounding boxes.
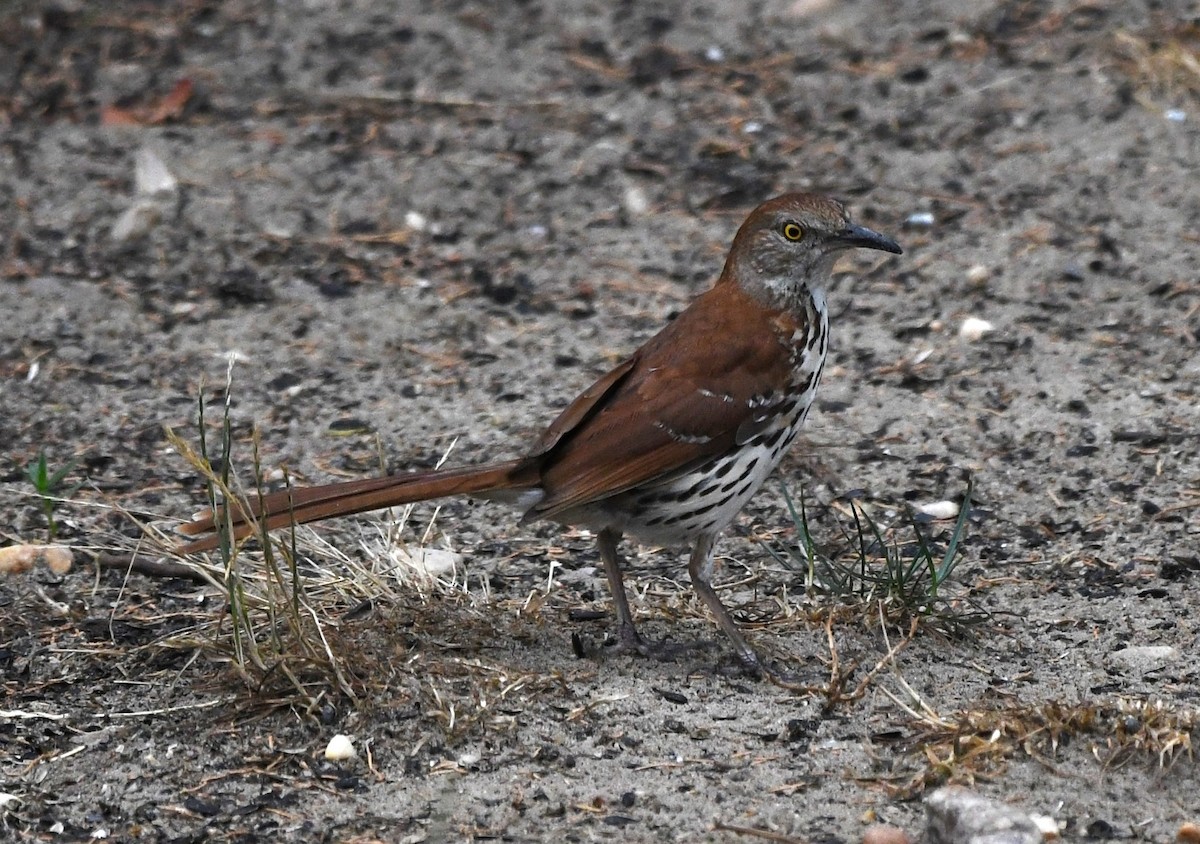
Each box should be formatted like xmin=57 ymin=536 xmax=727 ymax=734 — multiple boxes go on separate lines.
xmin=1031 ymin=814 xmax=1061 ymax=838
xmin=966 ymin=264 xmax=990 ymax=284
xmin=324 ymin=734 xmax=356 ymax=761
xmin=918 ymin=501 xmax=960 ymax=520
xmin=110 ymin=201 xmax=161 ymax=242
xmin=959 ymin=317 xmax=995 ymax=342
xmin=134 ymin=147 xmax=177 ymax=195
xmin=623 ymin=185 xmax=650 ymax=216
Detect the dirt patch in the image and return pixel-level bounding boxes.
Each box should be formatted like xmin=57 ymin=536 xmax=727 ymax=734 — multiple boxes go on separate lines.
xmin=2 ymin=0 xmax=1198 ymax=841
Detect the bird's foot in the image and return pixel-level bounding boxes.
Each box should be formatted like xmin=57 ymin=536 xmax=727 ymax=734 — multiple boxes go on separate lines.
xmin=571 ymin=624 xmax=713 ymax=663
xmin=571 ymin=625 xmax=817 ymax=690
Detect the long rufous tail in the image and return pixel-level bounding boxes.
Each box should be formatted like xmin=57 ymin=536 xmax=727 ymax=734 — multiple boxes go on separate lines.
xmin=177 ymin=459 xmax=531 ymax=554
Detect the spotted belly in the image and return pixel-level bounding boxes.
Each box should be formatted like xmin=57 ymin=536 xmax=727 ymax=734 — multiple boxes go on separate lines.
xmin=606 ymin=403 xmax=812 ymax=545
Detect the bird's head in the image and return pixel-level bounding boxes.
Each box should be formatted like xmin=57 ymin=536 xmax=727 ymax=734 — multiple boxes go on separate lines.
xmin=722 ymin=193 xmax=901 ymax=307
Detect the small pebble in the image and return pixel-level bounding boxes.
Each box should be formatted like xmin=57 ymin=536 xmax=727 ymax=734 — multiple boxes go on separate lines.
xmin=324 ymin=734 xmax=356 ymax=761
xmin=623 ymin=185 xmax=650 ymax=216
xmin=918 ymin=501 xmax=960 ymax=520
xmin=111 ymin=201 xmax=162 ymax=242
xmin=966 ymin=264 xmax=990 ymax=284
xmin=1061 ymin=261 xmax=1085 ymax=281
xmin=1031 ymin=814 xmax=1060 ymax=838
xmin=653 ymin=687 xmax=688 ymax=705
xmin=1177 ymin=822 xmax=1200 ymax=843
xmin=134 ymin=147 xmax=177 ymax=196
xmin=1165 ymin=108 xmax=1186 ymax=123
xmin=905 ymin=211 xmax=934 ymax=227
xmin=959 ymin=317 xmax=995 ymax=342
xmin=704 ymin=45 xmax=725 ymax=62
xmin=262 ymin=221 xmax=295 ymax=239
xmin=404 ymin=210 xmax=427 ymax=231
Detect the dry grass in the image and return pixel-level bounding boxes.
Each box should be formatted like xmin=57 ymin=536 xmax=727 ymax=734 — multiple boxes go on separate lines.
xmin=1113 ymin=23 xmax=1200 ymax=107
xmin=138 ymin=489 xmax=573 ymax=735
xmin=146 ymin=361 xmax=578 ymax=730
xmin=873 ymin=668 xmax=1196 ymax=797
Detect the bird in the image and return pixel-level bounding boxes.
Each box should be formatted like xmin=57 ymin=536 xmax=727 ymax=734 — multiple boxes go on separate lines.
xmin=179 ymin=193 xmax=902 ymax=683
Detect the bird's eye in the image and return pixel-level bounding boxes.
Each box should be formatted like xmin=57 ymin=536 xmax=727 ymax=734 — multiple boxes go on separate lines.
xmin=781 ymin=222 xmax=804 ymax=241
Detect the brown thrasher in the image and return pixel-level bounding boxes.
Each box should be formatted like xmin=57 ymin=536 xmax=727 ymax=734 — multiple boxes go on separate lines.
xmin=180 ymin=193 xmax=901 ymax=681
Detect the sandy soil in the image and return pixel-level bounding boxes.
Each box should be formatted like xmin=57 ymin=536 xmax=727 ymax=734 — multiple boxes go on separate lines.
xmin=2 ymin=0 xmax=1199 ymax=841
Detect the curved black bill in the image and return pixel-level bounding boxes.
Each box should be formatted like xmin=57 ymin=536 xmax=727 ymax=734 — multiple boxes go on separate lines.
xmin=837 ymin=223 xmax=903 ymax=255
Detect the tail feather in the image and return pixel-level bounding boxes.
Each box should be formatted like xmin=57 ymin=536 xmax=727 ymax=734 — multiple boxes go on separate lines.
xmin=178 ymin=459 xmax=531 ymax=554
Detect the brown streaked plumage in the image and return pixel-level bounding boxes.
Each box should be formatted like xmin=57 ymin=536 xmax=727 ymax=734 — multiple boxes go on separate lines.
xmin=179 ymin=193 xmax=901 ymax=683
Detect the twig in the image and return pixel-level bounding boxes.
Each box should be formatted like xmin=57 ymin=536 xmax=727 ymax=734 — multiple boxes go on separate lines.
xmin=0 ymin=708 xmax=68 ymax=721
xmin=92 ymin=550 xmax=210 ymax=583
xmin=845 ymin=615 xmax=920 ymax=701
xmin=712 ymin=820 xmax=807 ymax=842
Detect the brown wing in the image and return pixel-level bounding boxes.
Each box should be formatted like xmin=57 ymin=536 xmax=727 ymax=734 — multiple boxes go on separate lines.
xmin=527 ymin=282 xmax=804 ymax=520
xmin=528 ymin=355 xmax=638 ymax=457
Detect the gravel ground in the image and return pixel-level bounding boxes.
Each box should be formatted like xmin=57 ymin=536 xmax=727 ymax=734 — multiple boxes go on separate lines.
xmin=2 ymin=0 xmax=1198 ymax=841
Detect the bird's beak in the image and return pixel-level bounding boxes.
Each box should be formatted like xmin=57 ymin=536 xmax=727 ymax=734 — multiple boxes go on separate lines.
xmin=836 ymin=223 xmax=902 ymax=255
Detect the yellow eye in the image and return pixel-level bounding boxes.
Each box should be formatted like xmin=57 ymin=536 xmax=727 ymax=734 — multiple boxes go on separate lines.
xmin=781 ymin=222 xmax=804 ymax=241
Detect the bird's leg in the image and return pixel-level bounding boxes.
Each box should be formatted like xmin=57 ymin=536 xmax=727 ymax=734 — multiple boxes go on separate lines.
xmin=596 ymin=528 xmax=646 ymax=653
xmin=585 ymin=528 xmax=712 ymax=661
xmin=686 ymin=534 xmax=759 ymax=669
xmin=687 ymin=535 xmax=806 ymax=687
